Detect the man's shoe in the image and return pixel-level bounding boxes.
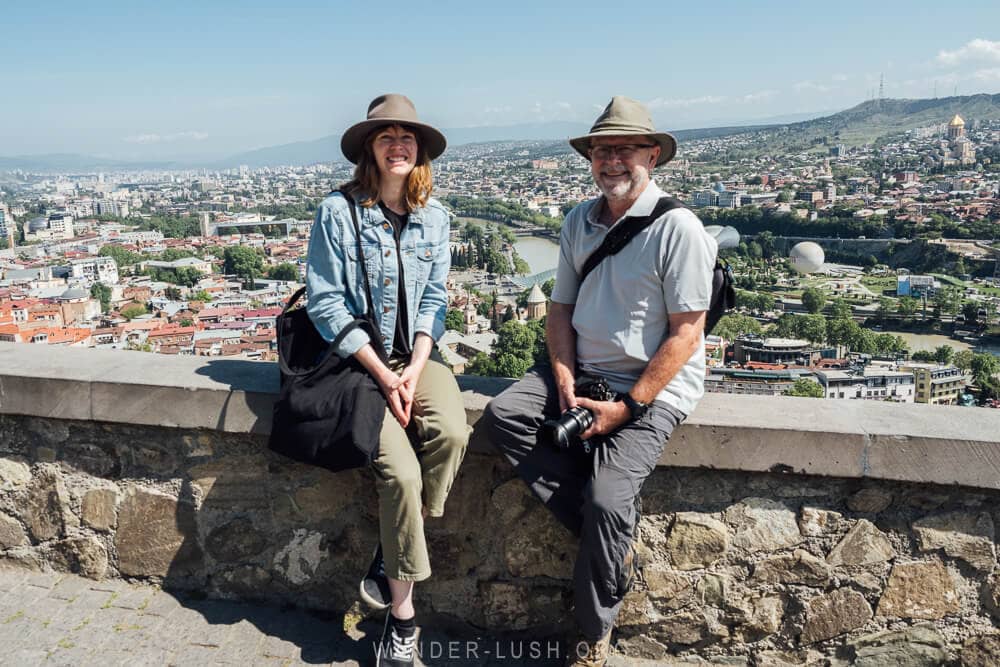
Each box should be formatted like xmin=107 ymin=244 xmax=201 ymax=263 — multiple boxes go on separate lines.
xmin=565 ymin=628 xmax=612 ymax=667
xmin=360 ymin=543 xmax=392 ymax=610
xmin=376 ymin=613 xmax=417 ymax=667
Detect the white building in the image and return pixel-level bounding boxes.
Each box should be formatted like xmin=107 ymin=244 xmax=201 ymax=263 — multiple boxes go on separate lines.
xmin=69 ymin=257 xmax=119 ymax=286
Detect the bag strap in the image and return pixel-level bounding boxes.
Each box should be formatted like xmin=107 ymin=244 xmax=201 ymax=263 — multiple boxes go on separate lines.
xmin=578 ymin=197 xmax=687 ymax=286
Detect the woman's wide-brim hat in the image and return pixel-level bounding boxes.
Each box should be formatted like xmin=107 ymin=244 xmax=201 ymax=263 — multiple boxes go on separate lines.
xmin=340 ymin=94 xmax=447 ymax=164
xmin=569 ymin=96 xmax=677 ymax=167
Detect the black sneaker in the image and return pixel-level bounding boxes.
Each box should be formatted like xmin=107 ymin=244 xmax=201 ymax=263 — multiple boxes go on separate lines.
xmin=360 ymin=543 xmax=392 ymax=610
xmin=376 ymin=613 xmax=417 ymax=667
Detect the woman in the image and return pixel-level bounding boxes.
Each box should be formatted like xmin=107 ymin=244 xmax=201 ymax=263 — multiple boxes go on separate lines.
xmin=305 ymin=94 xmax=470 ymax=666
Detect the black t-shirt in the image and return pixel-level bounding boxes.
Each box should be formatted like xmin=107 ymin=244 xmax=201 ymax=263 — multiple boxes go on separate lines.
xmin=378 ymin=202 xmax=411 ymax=358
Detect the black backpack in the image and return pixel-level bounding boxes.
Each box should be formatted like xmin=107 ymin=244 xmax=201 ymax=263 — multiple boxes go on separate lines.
xmin=579 ymin=197 xmax=735 ymax=334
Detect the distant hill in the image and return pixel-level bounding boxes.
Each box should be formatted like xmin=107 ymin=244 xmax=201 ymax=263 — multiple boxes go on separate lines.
xmin=5 ymin=94 xmax=999 ymax=172
xmin=0 ymin=153 xmax=177 ymax=173
xmin=767 ymin=93 xmax=1000 ymax=148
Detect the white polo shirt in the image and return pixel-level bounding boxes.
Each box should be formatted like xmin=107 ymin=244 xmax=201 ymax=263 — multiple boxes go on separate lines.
xmin=550 ymin=181 xmax=717 ymax=415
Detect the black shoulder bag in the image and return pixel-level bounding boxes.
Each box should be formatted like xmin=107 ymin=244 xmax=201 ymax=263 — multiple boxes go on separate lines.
xmin=268 ymin=191 xmax=388 ymax=472
xmin=578 ymin=197 xmax=735 ymax=334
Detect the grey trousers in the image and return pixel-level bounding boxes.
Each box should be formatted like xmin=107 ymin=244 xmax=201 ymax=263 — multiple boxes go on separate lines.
xmin=482 ymin=365 xmax=685 ymax=641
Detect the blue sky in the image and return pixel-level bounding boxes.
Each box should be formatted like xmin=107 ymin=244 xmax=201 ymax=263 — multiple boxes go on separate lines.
xmin=3 ymin=0 xmax=999 ymax=160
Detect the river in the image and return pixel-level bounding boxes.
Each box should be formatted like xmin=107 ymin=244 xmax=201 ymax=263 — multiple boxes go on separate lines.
xmin=460 ymin=217 xmax=560 ymax=275
xmin=889 ymin=331 xmax=1000 ymax=357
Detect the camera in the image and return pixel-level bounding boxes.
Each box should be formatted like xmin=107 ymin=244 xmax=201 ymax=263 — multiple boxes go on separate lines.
xmin=542 ymin=377 xmax=616 ymax=450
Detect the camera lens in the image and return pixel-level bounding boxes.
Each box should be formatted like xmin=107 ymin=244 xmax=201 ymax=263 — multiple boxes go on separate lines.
xmin=542 ymin=406 xmax=594 ymax=449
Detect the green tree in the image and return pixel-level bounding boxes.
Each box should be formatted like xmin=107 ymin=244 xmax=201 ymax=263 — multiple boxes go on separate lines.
xmin=932 ymin=287 xmax=962 ymax=317
xmin=269 ymin=262 xmax=299 ymax=281
xmin=933 ymin=345 xmax=955 ymax=365
xmin=713 ymin=314 xmax=763 ymax=342
xmin=850 ymin=327 xmax=879 ymax=354
xmin=784 ymin=378 xmax=825 ymax=398
xmin=224 ymin=246 xmax=265 ymax=289
xmin=89 ymin=283 xmax=111 ymax=313
xmin=953 ymin=349 xmax=975 ymax=371
xmin=120 ymin=304 xmax=147 ymax=320
xmin=801 ymin=287 xmax=826 ymax=314
xmin=179 ymin=318 xmax=194 ymax=327
xmin=876 ymin=297 xmax=894 ymax=324
xmin=798 ymin=314 xmax=828 ymax=344
xmin=99 ymin=244 xmax=140 ymax=267
xmin=755 ymin=231 xmax=777 ymax=260
xmin=829 ymin=298 xmax=852 ymax=320
xmin=445 ymin=309 xmax=465 ymax=332
xmin=897 ymin=297 xmax=919 ymax=318
xmin=826 ymin=318 xmax=861 ymax=347
xmin=962 ymin=301 xmax=981 ymax=324
xmin=970 ymin=353 xmax=1000 ymax=386
xmin=164 ymin=286 xmax=182 ymax=300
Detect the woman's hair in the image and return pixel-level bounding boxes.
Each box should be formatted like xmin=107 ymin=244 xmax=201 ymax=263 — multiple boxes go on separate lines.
xmin=341 ymin=124 xmax=433 ymax=211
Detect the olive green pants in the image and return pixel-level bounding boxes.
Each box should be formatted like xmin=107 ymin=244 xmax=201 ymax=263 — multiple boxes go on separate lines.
xmin=373 ymin=349 xmax=470 ymax=582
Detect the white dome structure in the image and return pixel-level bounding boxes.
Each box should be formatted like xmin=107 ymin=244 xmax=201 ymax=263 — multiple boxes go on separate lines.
xmin=789 ymin=242 xmax=825 ymax=274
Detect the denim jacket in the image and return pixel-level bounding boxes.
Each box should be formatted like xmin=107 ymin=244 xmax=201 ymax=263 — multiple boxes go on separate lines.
xmin=305 ymin=191 xmax=451 ymax=358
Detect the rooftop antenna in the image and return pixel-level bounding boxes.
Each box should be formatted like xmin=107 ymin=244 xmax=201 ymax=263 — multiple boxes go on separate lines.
xmin=879 ymin=73 xmax=884 ymax=101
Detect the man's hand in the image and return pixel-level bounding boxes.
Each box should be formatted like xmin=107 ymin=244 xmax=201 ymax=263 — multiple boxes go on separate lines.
xmin=556 ymin=379 xmax=578 ymax=414
xmin=576 ymin=397 xmax=631 ymax=440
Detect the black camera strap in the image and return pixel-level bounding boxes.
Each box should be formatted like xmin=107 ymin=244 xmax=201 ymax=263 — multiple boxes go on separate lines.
xmin=578 ymin=196 xmax=686 ymax=286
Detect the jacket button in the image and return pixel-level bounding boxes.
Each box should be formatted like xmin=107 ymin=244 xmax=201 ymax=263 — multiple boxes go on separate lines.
xmin=384 ymin=306 xmax=390 ymax=313
xmin=384 ymin=278 xmax=391 ymax=286
xmin=384 ymin=249 xmax=391 ymax=257
xmin=383 ymin=223 xmax=391 ymax=231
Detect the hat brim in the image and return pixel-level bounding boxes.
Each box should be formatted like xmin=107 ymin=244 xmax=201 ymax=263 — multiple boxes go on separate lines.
xmin=569 ymin=130 xmax=677 ymax=167
xmin=340 ymin=119 xmax=447 ymax=164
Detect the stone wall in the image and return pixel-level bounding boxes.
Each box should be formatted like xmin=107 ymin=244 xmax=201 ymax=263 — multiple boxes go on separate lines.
xmin=2 ymin=412 xmax=1000 ymax=665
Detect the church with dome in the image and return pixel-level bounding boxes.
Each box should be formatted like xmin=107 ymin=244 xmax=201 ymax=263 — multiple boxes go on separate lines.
xmin=929 ymin=114 xmax=976 ymax=168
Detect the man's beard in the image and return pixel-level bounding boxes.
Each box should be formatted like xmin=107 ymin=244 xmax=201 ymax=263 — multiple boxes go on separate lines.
xmin=597 ymin=167 xmax=646 ymax=202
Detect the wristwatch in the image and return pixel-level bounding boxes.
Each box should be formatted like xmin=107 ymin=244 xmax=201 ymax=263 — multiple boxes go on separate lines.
xmin=621 ymin=392 xmax=649 ymax=422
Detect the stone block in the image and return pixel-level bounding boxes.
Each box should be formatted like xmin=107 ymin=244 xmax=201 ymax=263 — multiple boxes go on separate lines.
xmin=51 ymin=536 xmax=108 ymax=580
xmin=503 ymin=504 xmax=575 ymax=579
xmin=847 ymin=487 xmax=893 ymax=513
xmin=24 ymin=468 xmax=75 ymax=542
xmin=205 ymin=517 xmax=268 ymax=563
xmin=724 ymin=497 xmax=802 ymax=553
xmin=115 ymin=486 xmax=202 ymax=577
xmin=913 ymin=510 xmax=995 ymax=572
xmin=0 ymin=457 xmax=31 ymax=490
xmin=962 ymin=633 xmax=1000 ymax=667
xmin=752 ymin=549 xmax=831 ymax=587
xmin=850 ymin=623 xmax=948 ymax=667
xmin=81 ymin=488 xmax=117 ymax=532
xmin=827 ymin=519 xmax=894 ymax=567
xmin=801 ymin=588 xmax=873 ymax=644
xmin=0 ymin=513 xmax=28 ymax=549
xmin=798 ymin=507 xmax=842 ymax=536
xmin=651 ymin=609 xmax=727 ymax=647
xmin=479 ymin=581 xmax=569 ymax=632
xmin=644 ymin=564 xmax=693 ymax=610
xmin=666 ymin=512 xmax=730 ymax=570
xmin=876 ymin=559 xmax=959 ymax=620
xmin=696 ymin=573 xmax=729 ymax=608
xmin=983 ymin=572 xmax=1000 ymax=620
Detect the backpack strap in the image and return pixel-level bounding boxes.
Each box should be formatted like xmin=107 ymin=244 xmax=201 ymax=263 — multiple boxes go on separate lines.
xmin=578 ymin=197 xmax=687 ymax=286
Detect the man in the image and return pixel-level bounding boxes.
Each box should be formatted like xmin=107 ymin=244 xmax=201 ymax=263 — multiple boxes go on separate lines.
xmin=482 ymin=96 xmax=717 ymax=666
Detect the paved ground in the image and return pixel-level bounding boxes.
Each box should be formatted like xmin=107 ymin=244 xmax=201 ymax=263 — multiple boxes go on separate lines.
xmin=0 ymin=568 xmax=586 ymax=666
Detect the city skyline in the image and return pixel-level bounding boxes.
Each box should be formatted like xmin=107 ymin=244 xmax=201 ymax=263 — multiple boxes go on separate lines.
xmin=3 ymin=1 xmax=1000 ymax=161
